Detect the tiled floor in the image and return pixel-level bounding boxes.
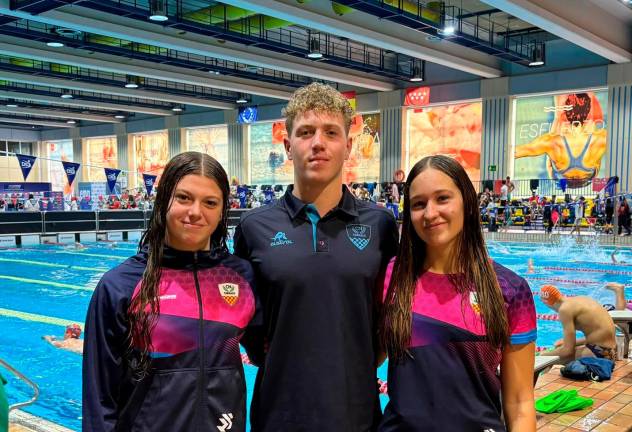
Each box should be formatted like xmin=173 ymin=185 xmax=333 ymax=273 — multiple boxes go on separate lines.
xmin=536 ymin=359 xmax=632 ymax=431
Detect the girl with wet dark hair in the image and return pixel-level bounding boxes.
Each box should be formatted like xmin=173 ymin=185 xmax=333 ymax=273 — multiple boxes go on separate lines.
xmin=379 ymin=155 xmax=537 ymax=431
xmin=83 ymin=151 xmax=260 ymax=432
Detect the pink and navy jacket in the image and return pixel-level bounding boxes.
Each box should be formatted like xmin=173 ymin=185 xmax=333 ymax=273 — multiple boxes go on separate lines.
xmin=82 ymin=246 xmax=260 ymax=432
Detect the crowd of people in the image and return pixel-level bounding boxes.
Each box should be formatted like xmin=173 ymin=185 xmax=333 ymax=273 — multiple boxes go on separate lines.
xmin=478 ymin=184 xmax=632 ymax=236
xmin=0 ymin=190 xmax=155 ymax=212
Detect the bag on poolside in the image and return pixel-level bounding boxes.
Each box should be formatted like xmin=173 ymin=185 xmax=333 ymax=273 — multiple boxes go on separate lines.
xmin=560 ymin=360 xmax=590 ymax=381
xmin=578 ymin=357 xmax=614 ymax=381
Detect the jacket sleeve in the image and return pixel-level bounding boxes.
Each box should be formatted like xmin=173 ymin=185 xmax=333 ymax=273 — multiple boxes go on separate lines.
xmin=82 ymin=272 xmax=131 ymax=432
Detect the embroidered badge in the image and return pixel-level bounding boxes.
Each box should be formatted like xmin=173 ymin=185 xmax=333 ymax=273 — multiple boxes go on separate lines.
xmin=470 ymin=291 xmax=481 ymax=315
xmin=346 ymin=224 xmax=371 ymax=251
xmin=219 ymin=283 xmax=239 ymax=306
xmin=270 ymin=231 xmax=294 ymax=247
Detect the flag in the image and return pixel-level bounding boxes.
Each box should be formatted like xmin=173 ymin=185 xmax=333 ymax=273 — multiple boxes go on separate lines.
xmin=15 ymin=153 xmax=36 ymax=180
xmin=143 ymin=173 xmax=157 ymax=196
xmin=61 ymin=161 xmax=80 ymax=186
xmin=342 ymin=91 xmax=356 ymax=111
xmin=104 ymin=168 xmax=121 ymax=194
xmin=404 ymin=86 xmax=430 ymax=106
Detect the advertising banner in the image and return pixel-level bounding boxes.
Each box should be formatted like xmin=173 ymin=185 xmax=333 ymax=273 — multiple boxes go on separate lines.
xmin=104 ymin=168 xmax=121 ymax=194
xmin=61 ymin=161 xmax=80 ymax=187
xmin=15 ymin=154 xmax=36 ymax=180
xmin=142 ymin=173 xmax=157 ymax=196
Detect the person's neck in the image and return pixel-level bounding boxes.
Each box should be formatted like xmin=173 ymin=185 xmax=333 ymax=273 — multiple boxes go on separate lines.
xmin=423 ymin=243 xmax=457 ymax=274
xmin=292 ymin=177 xmax=343 ymax=217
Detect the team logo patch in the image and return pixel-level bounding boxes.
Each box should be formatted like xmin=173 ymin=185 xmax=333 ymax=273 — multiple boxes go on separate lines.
xmin=270 ymin=231 xmax=293 ymax=247
xmin=218 ymin=283 xmax=239 ymax=306
xmin=346 ymin=224 xmax=371 ymax=250
xmin=470 ymin=291 xmax=481 ymax=315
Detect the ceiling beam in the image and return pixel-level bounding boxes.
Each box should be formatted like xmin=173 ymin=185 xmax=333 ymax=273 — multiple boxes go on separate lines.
xmin=0 ymin=69 xmax=237 ymax=109
xmin=0 ymin=106 xmax=120 ymax=122
xmin=0 ymin=116 xmax=75 ymax=128
xmin=0 ymin=3 xmax=397 ymax=91
xmin=0 ymin=37 xmax=294 ymax=100
xmin=481 ymin=0 xmax=632 ymax=63
xmin=221 ymin=0 xmax=503 ymax=78
xmin=0 ymin=90 xmax=173 ymax=115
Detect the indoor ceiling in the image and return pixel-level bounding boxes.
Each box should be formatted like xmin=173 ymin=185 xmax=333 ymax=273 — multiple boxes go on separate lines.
xmin=0 ymin=0 xmax=628 ymax=130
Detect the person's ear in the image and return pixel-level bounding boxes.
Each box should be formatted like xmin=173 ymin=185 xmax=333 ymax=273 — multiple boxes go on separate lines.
xmin=284 ymin=137 xmax=292 ymax=160
xmin=345 ymin=136 xmax=352 ymax=160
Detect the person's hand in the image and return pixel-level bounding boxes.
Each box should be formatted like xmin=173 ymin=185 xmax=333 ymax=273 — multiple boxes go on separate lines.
xmin=606 ymin=282 xmax=624 ymax=289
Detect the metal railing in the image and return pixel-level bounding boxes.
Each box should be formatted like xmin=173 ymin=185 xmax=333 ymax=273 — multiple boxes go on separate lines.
xmin=473 ymin=178 xmax=615 ymax=199
xmin=0 ymin=358 xmax=39 ymax=412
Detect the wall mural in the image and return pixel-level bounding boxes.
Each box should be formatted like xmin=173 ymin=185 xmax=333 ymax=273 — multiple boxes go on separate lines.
xmin=132 ymin=131 xmax=169 ymax=187
xmin=47 ymin=140 xmax=73 ymax=194
xmin=406 ymin=102 xmax=482 ymax=182
xmin=513 ymin=91 xmax=608 ymax=188
xmin=186 ymin=126 xmax=229 ymax=170
xmin=85 ymin=136 xmax=117 ymax=181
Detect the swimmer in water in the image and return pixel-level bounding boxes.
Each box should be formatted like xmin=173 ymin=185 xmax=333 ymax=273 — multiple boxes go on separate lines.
xmin=611 ymin=248 xmax=625 ymax=264
xmin=527 ymin=258 xmax=535 ymax=274
xmin=43 ymin=324 xmax=83 ymax=355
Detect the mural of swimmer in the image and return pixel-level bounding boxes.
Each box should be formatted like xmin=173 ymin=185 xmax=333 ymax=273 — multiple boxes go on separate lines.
xmin=514 ymin=91 xmax=608 ymax=188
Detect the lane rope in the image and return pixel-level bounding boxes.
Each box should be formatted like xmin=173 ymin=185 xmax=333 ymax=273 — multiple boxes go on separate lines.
xmin=0 ymin=275 xmax=93 ymax=291
xmin=0 ymin=257 xmax=107 ymax=272
xmin=0 ymin=307 xmax=81 ymax=329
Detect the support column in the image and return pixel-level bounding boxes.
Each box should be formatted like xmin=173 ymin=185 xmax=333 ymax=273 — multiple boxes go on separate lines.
xmin=228 ymin=122 xmax=246 ymax=183
xmin=607 ymin=63 xmax=632 ymax=193
xmin=166 ymin=115 xmax=181 ymax=157
xmin=481 ymin=78 xmax=510 ymax=181
xmin=379 ymin=107 xmax=403 ymax=182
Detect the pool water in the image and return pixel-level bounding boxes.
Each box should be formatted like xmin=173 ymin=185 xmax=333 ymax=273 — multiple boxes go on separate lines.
xmin=0 ymin=238 xmax=630 ymax=431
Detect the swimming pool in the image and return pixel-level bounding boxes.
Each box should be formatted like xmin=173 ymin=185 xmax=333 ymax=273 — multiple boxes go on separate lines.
xmin=0 ymin=238 xmax=630 ymax=431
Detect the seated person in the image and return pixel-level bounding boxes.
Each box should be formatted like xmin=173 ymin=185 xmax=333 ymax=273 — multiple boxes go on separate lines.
xmin=43 ymin=324 xmax=83 ymax=355
xmin=540 ymin=285 xmax=616 ymax=362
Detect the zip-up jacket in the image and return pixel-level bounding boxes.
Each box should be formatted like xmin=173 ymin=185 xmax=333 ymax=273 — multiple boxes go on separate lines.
xmin=82 ymin=246 xmax=260 ymax=432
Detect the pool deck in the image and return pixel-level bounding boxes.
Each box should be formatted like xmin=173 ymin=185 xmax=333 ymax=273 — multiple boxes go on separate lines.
xmin=536 ymin=358 xmax=632 ymax=431
xmin=8 ymin=410 xmax=74 ymax=432
xmin=484 ymin=229 xmax=632 ymax=246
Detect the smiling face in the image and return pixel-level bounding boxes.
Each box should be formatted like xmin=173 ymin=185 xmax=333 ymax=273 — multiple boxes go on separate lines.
xmin=165 ymin=174 xmax=223 ymax=251
xmin=408 ymin=167 xmax=464 ymax=254
xmin=284 ymin=110 xmax=352 ymax=187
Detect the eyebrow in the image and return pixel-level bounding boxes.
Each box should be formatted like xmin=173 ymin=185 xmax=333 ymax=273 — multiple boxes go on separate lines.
xmin=409 ymin=189 xmax=454 ymax=200
xmin=174 ymin=189 xmax=222 ymax=200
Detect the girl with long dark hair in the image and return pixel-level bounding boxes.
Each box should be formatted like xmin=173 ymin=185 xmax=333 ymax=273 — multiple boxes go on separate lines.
xmin=83 ymin=152 xmax=259 ymax=431
xmin=379 ymin=155 xmax=536 ymax=431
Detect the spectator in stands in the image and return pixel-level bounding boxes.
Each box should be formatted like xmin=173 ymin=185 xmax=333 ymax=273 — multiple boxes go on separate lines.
xmin=506 ymin=175 xmax=515 ymax=201
xmin=391 ymin=169 xmax=405 ymax=204
xmin=618 ymin=196 xmax=631 ymax=236
xmin=569 ymin=196 xmax=586 ymax=236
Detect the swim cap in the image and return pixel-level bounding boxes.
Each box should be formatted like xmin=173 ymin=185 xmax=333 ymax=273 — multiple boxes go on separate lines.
xmin=65 ymin=324 xmax=82 ymax=339
xmin=540 ymin=285 xmax=563 ymax=307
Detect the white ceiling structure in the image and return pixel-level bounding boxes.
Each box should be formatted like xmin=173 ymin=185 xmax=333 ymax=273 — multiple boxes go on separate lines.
xmin=0 ymin=0 xmax=627 ymax=129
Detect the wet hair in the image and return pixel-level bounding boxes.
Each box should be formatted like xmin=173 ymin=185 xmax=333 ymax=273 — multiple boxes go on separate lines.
xmin=65 ymin=324 xmax=82 ymax=339
xmin=282 ymin=82 xmax=354 ymax=135
xmin=127 ymin=151 xmax=230 ymax=378
xmin=564 ymin=93 xmax=591 ymax=125
xmin=380 ymin=155 xmax=509 ymax=361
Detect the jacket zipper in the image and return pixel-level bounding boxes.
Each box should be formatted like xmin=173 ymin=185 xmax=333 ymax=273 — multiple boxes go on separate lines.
xmin=192 ymin=252 xmax=205 ymax=431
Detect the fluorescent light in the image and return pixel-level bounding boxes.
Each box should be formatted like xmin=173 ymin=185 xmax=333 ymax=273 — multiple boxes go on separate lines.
xmin=46 ymin=41 xmax=65 ymax=48
xmin=236 ymin=96 xmax=248 ymax=104
xmin=5 ymin=103 xmax=18 ymax=108
xmin=60 ymin=93 xmax=73 ymax=99
xmin=114 ymin=114 xmax=126 ymax=119
xmin=149 ymin=14 xmax=168 ymax=21
xmin=409 ymin=77 xmax=423 ymax=82
xmin=66 ymin=120 xmax=76 ymax=124
xmin=529 ymin=60 xmax=544 ymax=67
xmin=171 ymin=106 xmax=183 ymax=112
xmin=439 ymin=25 xmax=455 ymax=36
xmin=124 ymin=83 xmax=139 ymax=89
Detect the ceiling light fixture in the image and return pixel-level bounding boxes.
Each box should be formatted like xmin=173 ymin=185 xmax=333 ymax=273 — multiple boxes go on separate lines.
xmin=149 ymin=0 xmax=168 ymax=21
xmin=171 ymin=105 xmax=183 ymax=112
xmin=236 ymin=94 xmax=249 ymax=104
xmin=46 ymin=41 xmax=65 ymax=48
xmin=124 ymin=75 xmax=141 ymax=89
xmin=307 ymin=36 xmax=323 ymax=59
xmin=66 ymin=120 xmax=76 ymax=124
xmin=60 ymin=92 xmax=73 ymax=99
xmin=409 ymin=60 xmax=425 ymax=82
xmin=114 ymin=114 xmax=126 ymax=119
xmin=529 ymin=44 xmax=545 ymax=67
xmin=5 ymin=99 xmax=18 ymax=108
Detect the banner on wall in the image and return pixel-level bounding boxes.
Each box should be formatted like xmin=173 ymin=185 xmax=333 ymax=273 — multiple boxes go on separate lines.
xmin=61 ymin=161 xmax=80 ymax=187
xmin=250 ymin=122 xmax=293 ymax=185
xmin=513 ymin=91 xmax=608 ymax=188
xmin=404 ymin=86 xmax=430 ymax=107
xmin=406 ymin=102 xmax=482 ymax=182
xmin=143 ymin=173 xmax=157 ymax=196
xmin=237 ymin=106 xmax=258 ymax=124
xmin=15 ymin=154 xmax=36 ymax=180
xmin=345 ymin=113 xmax=380 ymax=184
xmin=342 ymin=91 xmax=357 ymax=111
xmin=104 ymin=168 xmax=121 ymax=194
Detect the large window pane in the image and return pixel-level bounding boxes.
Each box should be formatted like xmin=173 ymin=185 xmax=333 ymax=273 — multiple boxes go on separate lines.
xmin=186 ymin=126 xmax=229 ymax=170
xmin=131 ymin=131 xmax=168 ymax=188
xmin=46 ymin=140 xmax=74 ymax=193
xmin=85 ymin=136 xmax=118 ymax=181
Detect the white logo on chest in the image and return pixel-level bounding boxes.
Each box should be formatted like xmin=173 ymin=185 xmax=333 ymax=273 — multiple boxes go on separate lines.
xmin=219 ymin=283 xmax=239 ymax=306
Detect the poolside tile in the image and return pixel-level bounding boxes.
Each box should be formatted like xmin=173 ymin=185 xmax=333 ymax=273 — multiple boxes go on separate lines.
xmin=593 ymin=390 xmax=619 ymax=401
xmin=552 ymin=414 xmax=582 ymax=426
xmin=603 ymin=412 xmax=632 ymax=428
xmin=584 ymin=409 xmax=620 ymax=421
xmin=537 ymin=423 xmax=567 ymax=431
xmin=579 ymin=388 xmax=601 ymax=397
xmin=619 ymin=402 xmax=632 ymax=416
xmin=591 ymin=422 xmax=626 ymax=432
xmin=598 ymin=400 xmax=627 ymax=412
xmin=612 ymin=393 xmax=632 ymax=404
xmin=570 ymin=416 xmax=603 ymax=431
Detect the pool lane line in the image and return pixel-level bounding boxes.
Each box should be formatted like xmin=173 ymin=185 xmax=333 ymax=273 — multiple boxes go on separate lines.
xmin=543 ymin=266 xmax=632 ymax=276
xmin=0 ymin=275 xmax=94 ymax=291
xmin=0 ymin=307 xmax=81 ymax=329
xmin=57 ymin=251 xmax=128 ymax=260
xmin=0 ymin=257 xmax=108 ymax=272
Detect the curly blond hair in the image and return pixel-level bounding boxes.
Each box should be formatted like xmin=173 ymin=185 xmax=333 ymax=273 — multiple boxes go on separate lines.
xmin=282 ymin=82 xmax=355 ymax=135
